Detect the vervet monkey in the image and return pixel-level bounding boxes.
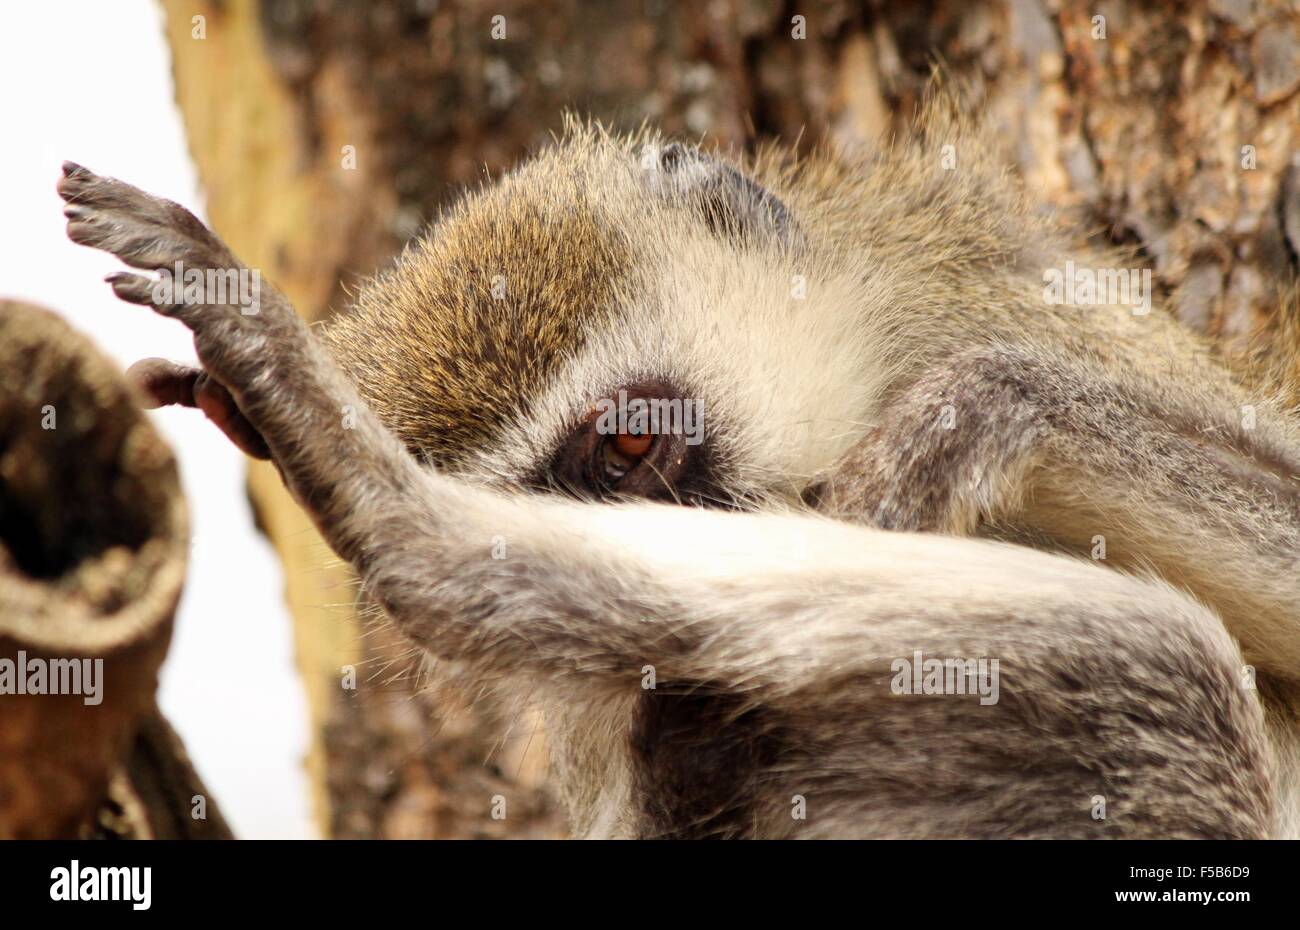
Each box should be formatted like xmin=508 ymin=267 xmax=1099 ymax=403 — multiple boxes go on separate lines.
xmin=57 ymin=93 xmax=1300 ymax=839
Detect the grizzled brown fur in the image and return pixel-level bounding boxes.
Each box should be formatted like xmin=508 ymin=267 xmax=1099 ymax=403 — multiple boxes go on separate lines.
xmin=319 ymin=142 xmax=632 ymax=469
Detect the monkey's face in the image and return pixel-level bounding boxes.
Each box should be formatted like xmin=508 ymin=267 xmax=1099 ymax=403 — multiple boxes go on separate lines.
xmin=320 ymin=125 xmax=888 ymax=510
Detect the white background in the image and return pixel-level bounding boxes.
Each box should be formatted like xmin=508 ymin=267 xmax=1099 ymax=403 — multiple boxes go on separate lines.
xmin=0 ymin=1 xmax=315 ymax=839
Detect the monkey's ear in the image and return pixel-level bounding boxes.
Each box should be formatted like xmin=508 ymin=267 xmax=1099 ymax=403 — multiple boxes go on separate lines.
xmin=643 ymin=142 xmax=799 ymax=248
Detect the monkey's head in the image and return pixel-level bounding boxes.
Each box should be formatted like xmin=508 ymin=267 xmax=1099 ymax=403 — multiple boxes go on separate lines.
xmin=319 ymin=122 xmax=893 ymax=509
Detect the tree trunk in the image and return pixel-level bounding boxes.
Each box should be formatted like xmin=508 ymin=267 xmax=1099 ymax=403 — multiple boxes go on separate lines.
xmin=159 ymin=0 xmax=1300 ymax=838
xmin=0 ymin=301 xmax=230 ymax=839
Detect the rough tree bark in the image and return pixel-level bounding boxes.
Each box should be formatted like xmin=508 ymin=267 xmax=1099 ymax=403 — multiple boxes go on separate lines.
xmin=158 ymin=0 xmax=1300 ymax=838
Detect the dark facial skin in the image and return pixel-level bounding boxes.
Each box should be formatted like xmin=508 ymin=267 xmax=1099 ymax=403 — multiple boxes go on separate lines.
xmin=542 ymin=379 xmax=722 ymax=506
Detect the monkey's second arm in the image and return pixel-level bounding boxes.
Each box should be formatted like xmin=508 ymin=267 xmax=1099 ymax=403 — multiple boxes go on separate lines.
xmin=809 ymin=343 xmax=1300 ymax=680
xmin=57 ymin=163 xmax=1273 ymax=838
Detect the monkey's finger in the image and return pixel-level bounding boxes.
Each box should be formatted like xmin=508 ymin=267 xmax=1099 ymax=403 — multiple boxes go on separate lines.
xmin=60 ymin=163 xmax=231 ymax=276
xmin=193 ymin=372 xmax=272 ymax=460
xmin=67 ymin=209 xmax=193 ymax=272
xmin=58 ymin=161 xmax=153 ymax=210
xmin=103 ymin=270 xmax=177 ymax=312
xmin=59 ymin=161 xmax=215 ymax=244
xmin=127 ymin=358 xmax=272 ymax=459
xmin=126 ymin=357 xmax=201 ymax=409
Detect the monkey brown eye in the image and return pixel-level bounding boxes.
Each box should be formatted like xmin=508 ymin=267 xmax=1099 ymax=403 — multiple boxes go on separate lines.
xmin=544 ymin=381 xmax=706 ymax=503
xmin=613 ymin=431 xmax=652 ymax=458
xmin=602 ymin=431 xmax=653 ymax=482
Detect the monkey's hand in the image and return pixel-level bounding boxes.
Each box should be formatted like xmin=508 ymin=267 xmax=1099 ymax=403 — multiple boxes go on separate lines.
xmin=57 ymin=161 xmax=396 ymax=549
xmin=56 ymin=161 xmax=328 ymax=462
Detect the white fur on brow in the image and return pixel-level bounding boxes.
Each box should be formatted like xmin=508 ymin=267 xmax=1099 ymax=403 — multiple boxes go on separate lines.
xmin=467 ymin=141 xmax=908 ymax=499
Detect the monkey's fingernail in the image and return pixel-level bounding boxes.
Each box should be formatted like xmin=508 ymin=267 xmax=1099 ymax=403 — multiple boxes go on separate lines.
xmin=104 ymin=271 xmax=134 ymax=283
xmin=62 ymin=160 xmax=88 ymax=178
xmin=63 ymin=205 xmax=86 ymax=219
